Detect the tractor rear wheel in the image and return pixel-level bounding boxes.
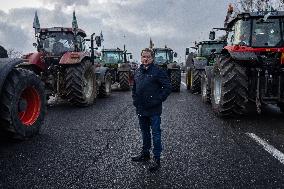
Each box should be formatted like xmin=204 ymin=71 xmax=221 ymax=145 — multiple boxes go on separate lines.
xmin=65 ymin=60 xmax=96 ymax=106
xmin=119 ymin=71 xmax=130 ymax=91
xmin=0 ymin=68 xmax=46 ymax=139
xmin=170 ymin=69 xmax=181 ymax=92
xmin=98 ymin=72 xmax=112 ymax=98
xmin=201 ymin=72 xmax=211 ymax=103
xmin=211 ymin=55 xmax=248 ymax=117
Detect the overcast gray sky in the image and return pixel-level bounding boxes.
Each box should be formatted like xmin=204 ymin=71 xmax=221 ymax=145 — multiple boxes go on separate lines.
xmin=0 ymin=0 xmax=234 ymax=61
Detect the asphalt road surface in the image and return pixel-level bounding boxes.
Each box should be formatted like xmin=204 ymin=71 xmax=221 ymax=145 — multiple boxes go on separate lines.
xmin=1 ymin=76 xmax=284 ymax=188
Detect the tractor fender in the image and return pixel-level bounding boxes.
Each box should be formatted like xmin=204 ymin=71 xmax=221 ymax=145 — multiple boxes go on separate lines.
xmin=95 ymin=66 xmax=109 ymax=86
xmin=117 ymin=63 xmax=131 ymax=72
xmin=223 ymin=47 xmax=258 ymax=61
xmin=204 ymin=66 xmax=214 ymax=89
xmin=167 ymin=63 xmax=180 ymax=70
xmin=193 ymin=57 xmax=207 ymax=70
xmin=21 ymin=52 xmax=46 ymax=72
xmin=0 ymin=58 xmax=23 ymax=95
xmin=59 ymin=52 xmax=91 ymax=65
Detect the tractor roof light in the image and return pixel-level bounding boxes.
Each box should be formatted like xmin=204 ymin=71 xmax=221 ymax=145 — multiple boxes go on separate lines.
xmin=237 ymin=14 xmax=243 ymax=19
xmin=244 ymin=13 xmax=250 ymax=19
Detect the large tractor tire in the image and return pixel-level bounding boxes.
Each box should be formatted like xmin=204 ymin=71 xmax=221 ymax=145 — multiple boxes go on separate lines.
xmin=65 ymin=60 xmax=96 ymax=106
xmin=119 ymin=71 xmax=130 ymax=91
xmin=98 ymin=72 xmax=112 ymax=98
xmin=0 ymin=68 xmax=46 ymax=139
xmin=185 ymin=69 xmax=191 ymax=90
xmin=211 ymin=55 xmax=248 ymax=117
xmin=170 ymin=69 xmax=181 ymax=92
xmin=201 ymin=72 xmax=211 ymax=103
xmin=187 ymin=68 xmax=202 ymax=94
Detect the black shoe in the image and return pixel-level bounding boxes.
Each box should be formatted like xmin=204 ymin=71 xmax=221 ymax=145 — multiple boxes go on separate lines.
xmin=148 ymin=158 xmax=161 ymax=172
xmin=131 ymin=153 xmax=150 ymax=162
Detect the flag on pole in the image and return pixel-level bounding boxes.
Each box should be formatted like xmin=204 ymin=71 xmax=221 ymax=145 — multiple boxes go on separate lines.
xmin=100 ymin=31 xmax=104 ymax=42
xmin=33 ymin=11 xmax=40 ymax=34
xmin=150 ymin=38 xmax=154 ymax=48
xmin=72 ymin=10 xmax=78 ymax=31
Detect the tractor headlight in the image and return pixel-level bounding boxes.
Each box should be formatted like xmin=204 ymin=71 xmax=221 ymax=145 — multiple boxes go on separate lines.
xmin=118 ymin=63 xmax=121 ymax=68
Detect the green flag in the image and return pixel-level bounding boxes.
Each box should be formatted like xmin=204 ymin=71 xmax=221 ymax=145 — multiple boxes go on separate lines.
xmin=33 ymin=11 xmax=40 ymax=33
xmin=72 ymin=10 xmax=78 ymax=30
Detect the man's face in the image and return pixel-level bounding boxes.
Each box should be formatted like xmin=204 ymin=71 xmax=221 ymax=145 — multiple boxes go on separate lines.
xmin=141 ymin=51 xmax=153 ymax=66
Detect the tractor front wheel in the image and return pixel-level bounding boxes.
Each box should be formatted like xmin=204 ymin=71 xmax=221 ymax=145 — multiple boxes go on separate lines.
xmin=119 ymin=71 xmax=130 ymax=91
xmin=170 ymin=69 xmax=181 ymax=92
xmin=98 ymin=72 xmax=112 ymax=98
xmin=201 ymin=72 xmax=211 ymax=103
xmin=190 ymin=68 xmax=202 ymax=94
xmin=65 ymin=60 xmax=97 ymax=106
xmin=211 ymin=55 xmax=248 ymax=117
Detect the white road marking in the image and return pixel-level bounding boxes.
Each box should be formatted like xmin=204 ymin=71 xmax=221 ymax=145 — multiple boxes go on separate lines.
xmin=181 ymin=81 xmax=187 ymax=87
xmin=246 ymin=132 xmax=284 ymax=164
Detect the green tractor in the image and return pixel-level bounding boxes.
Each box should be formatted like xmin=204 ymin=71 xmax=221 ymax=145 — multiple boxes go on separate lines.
xmin=185 ymin=40 xmax=226 ymax=94
xmin=100 ymin=47 xmax=133 ymax=90
xmin=153 ymin=47 xmax=181 ymax=92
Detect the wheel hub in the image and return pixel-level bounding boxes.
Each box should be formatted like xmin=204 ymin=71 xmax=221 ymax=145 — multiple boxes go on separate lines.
xmin=18 ymin=87 xmax=41 ymax=126
xmin=214 ymin=74 xmax=222 ymax=105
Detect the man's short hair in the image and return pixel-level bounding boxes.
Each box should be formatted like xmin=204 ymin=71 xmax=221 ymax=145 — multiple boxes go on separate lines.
xmin=141 ymin=48 xmax=154 ymax=58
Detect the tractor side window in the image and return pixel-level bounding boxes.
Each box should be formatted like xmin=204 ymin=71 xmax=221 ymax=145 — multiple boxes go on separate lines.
xmin=233 ymin=19 xmax=251 ymax=46
xmin=197 ymin=45 xmax=202 ymax=56
xmin=227 ymin=30 xmax=234 ymax=45
xmin=76 ymin=36 xmax=85 ymax=51
xmin=252 ymin=18 xmax=281 ymax=47
xmin=168 ymin=51 xmax=173 ymax=62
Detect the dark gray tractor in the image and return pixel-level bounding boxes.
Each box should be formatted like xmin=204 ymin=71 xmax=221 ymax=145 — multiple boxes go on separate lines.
xmin=100 ymin=47 xmax=133 ymax=90
xmin=153 ymin=47 xmax=181 ymax=92
xmin=185 ymin=40 xmax=226 ymax=94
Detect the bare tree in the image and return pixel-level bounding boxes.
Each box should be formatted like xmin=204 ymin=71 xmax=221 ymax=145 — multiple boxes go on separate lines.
xmin=7 ymin=48 xmax=23 ymax=58
xmin=235 ymin=0 xmax=284 ymax=12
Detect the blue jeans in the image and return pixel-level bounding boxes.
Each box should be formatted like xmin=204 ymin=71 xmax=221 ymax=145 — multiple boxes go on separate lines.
xmin=138 ymin=115 xmax=162 ymax=159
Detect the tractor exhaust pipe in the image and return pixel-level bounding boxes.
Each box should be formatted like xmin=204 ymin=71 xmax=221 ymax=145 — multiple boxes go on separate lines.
xmin=90 ymin=33 xmax=96 ymax=64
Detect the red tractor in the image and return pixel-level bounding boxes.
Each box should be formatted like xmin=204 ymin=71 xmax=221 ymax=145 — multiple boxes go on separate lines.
xmin=210 ymin=8 xmax=284 ymax=117
xmin=0 ymin=11 xmax=111 ymax=139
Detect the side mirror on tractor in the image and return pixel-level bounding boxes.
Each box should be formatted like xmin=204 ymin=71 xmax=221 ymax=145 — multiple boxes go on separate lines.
xmin=174 ymin=52 xmax=178 ymax=58
xmin=130 ymin=55 xmax=133 ymax=59
xmin=95 ymin=36 xmax=101 ymax=47
xmin=185 ymin=48 xmax=189 ymax=55
xmin=209 ymin=31 xmax=215 ymax=40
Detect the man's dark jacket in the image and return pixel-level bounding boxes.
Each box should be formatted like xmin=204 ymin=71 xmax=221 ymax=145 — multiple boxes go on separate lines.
xmin=132 ymin=63 xmax=171 ymax=116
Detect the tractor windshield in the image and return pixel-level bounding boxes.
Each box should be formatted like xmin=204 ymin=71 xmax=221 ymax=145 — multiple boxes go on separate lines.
xmin=40 ymin=32 xmax=75 ymax=55
xmin=198 ymin=43 xmax=224 ymax=57
xmin=251 ymin=18 xmax=282 ymax=47
xmin=102 ymin=51 xmax=123 ymax=64
xmin=233 ymin=19 xmax=251 ymax=46
xmin=154 ymin=50 xmax=173 ymax=64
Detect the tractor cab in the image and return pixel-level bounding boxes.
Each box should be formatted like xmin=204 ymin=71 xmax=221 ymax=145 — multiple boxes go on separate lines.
xmin=225 ymin=12 xmax=284 ymax=48
xmin=101 ymin=49 xmax=125 ymax=68
xmin=37 ymin=27 xmax=87 ymax=57
xmin=195 ymin=41 xmax=226 ymax=61
xmin=100 ymin=48 xmax=133 ymax=90
xmin=153 ymin=47 xmax=177 ymax=66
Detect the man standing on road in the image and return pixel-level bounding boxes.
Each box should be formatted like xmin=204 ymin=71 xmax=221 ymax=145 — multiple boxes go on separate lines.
xmin=132 ymin=48 xmax=171 ymax=172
